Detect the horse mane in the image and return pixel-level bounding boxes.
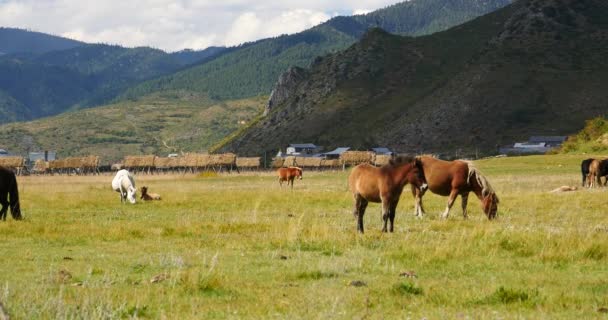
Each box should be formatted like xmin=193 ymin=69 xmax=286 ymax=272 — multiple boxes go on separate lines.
xmin=388 ymin=156 xmax=415 ymax=166
xmin=466 ymin=162 xmax=499 ymax=202
xmin=288 ymin=166 xmax=302 ymax=171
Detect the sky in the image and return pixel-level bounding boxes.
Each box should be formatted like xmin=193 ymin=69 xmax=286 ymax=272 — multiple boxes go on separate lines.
xmin=0 ymin=0 xmax=400 ymax=52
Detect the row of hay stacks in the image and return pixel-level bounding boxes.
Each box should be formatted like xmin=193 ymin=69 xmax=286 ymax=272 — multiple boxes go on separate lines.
xmin=0 ymin=157 xmax=25 ymax=169
xmin=236 ymin=157 xmax=261 ymax=168
xmin=271 ymin=151 xmax=391 ymax=169
xmin=45 ymin=156 xmax=100 ymax=171
xmin=272 ymin=156 xmax=341 ymax=169
xmin=123 ymin=153 xmax=243 ymax=169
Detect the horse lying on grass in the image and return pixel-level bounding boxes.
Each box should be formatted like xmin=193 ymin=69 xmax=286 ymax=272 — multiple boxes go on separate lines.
xmin=0 ymin=166 xmax=22 ymax=220
xmin=141 ymin=186 xmax=161 ymax=201
xmin=348 ymin=156 xmax=427 ymax=233
xmin=412 ymin=156 xmax=499 ymax=220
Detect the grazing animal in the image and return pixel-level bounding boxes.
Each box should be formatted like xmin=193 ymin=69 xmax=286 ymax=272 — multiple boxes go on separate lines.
xmin=587 ymin=159 xmax=608 ymax=188
xmin=412 ymin=156 xmax=499 ymax=220
xmin=549 ymin=185 xmax=578 ymax=193
xmin=348 ymin=156 xmax=427 ymax=233
xmin=0 ymin=166 xmax=22 ymax=220
xmin=581 ymin=158 xmax=594 ymax=187
xmin=141 ymin=186 xmax=161 ymax=201
xmin=111 ymin=169 xmax=137 ymax=204
xmin=277 ymin=167 xmax=303 ymax=189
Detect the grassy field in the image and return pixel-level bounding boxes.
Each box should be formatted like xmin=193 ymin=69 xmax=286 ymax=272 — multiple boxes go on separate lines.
xmin=1 ymin=154 xmax=607 ymax=319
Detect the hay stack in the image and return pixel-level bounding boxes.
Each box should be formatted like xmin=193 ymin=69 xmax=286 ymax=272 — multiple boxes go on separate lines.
xmin=283 ymin=156 xmax=297 ymax=167
xmin=33 ymin=159 xmax=48 ymax=173
xmin=65 ymin=157 xmax=82 ymax=169
xmin=154 ymin=157 xmax=172 ymax=169
xmin=210 ymin=153 xmax=237 ymax=166
xmin=271 ymin=158 xmax=285 ymax=168
xmin=374 ymin=155 xmax=392 ymax=167
xmin=296 ymin=157 xmax=322 ymax=168
xmin=49 ymin=159 xmax=66 ymax=170
xmin=340 ymin=151 xmax=375 ymax=165
xmin=0 ymin=157 xmax=24 ymax=168
xmin=236 ymin=157 xmax=261 ymax=168
xmin=82 ymin=156 xmax=100 ymax=169
xmin=124 ymin=155 xmax=156 ymax=168
xmin=320 ymin=159 xmax=340 ymax=168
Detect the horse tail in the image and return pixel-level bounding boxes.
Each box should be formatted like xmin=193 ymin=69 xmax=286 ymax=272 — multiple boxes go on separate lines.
xmin=8 ymin=172 xmax=22 ymax=220
xmin=467 ymin=163 xmax=499 ymax=203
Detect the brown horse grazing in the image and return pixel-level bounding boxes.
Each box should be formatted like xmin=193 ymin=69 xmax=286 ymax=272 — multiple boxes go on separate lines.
xmin=140 ymin=186 xmax=161 ymax=201
xmin=277 ymin=167 xmax=303 ymax=189
xmin=587 ymin=159 xmax=608 ymax=188
xmin=0 ymin=166 xmax=22 ymax=220
xmin=348 ymin=156 xmax=427 ymax=233
xmin=412 ymin=156 xmax=498 ymax=220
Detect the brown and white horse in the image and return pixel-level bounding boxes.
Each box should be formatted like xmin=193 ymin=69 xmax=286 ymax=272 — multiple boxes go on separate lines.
xmin=412 ymin=156 xmax=498 ymax=220
xmin=277 ymin=167 xmax=303 ymax=189
xmin=348 ymin=156 xmax=427 ymax=233
xmin=141 ymin=186 xmax=161 ymax=200
xmin=0 ymin=166 xmax=22 ymax=220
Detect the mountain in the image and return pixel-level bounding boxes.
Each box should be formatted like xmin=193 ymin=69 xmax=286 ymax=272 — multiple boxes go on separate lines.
xmin=0 ymin=27 xmax=84 ymax=54
xmin=0 ymin=44 xmax=229 ymax=123
xmin=121 ymin=0 xmax=513 ymax=101
xmin=0 ymin=92 xmax=265 ymax=162
xmin=218 ymin=0 xmax=608 ymax=157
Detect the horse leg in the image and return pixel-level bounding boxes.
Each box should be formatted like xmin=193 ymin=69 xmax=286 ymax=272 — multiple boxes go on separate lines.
xmin=0 ymin=194 xmax=8 ymax=221
xmin=441 ymin=189 xmax=459 ymax=219
xmin=461 ymin=193 xmax=469 ymax=219
xmin=411 ymin=185 xmax=426 ymax=218
xmin=356 ymin=196 xmax=368 ymax=233
xmin=389 ymin=200 xmax=399 ymax=233
xmin=381 ymin=196 xmax=391 ymax=233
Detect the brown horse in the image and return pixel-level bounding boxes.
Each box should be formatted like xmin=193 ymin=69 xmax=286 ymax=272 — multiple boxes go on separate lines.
xmin=348 ymin=156 xmax=427 ymax=233
xmin=412 ymin=156 xmax=498 ymax=220
xmin=587 ymin=158 xmax=608 ymax=188
xmin=141 ymin=186 xmax=161 ymax=201
xmin=277 ymin=167 xmax=303 ymax=189
xmin=0 ymin=166 xmax=22 ymax=220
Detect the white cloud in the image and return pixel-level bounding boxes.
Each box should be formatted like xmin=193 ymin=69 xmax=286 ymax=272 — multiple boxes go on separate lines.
xmin=0 ymin=0 xmax=399 ymax=51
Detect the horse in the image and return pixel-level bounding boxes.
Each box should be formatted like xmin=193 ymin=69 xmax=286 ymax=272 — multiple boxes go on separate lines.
xmin=348 ymin=156 xmax=427 ymax=233
xmin=0 ymin=166 xmax=22 ymax=220
xmin=581 ymin=158 xmax=594 ymax=187
xmin=141 ymin=186 xmax=161 ymax=201
xmin=111 ymin=169 xmax=137 ymax=204
xmin=586 ymin=159 xmax=608 ymax=188
xmin=412 ymin=156 xmax=499 ymax=220
xmin=277 ymin=167 xmax=303 ymax=189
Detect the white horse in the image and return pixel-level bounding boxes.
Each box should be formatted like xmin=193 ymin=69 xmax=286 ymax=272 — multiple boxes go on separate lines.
xmin=112 ymin=169 xmax=137 ymax=204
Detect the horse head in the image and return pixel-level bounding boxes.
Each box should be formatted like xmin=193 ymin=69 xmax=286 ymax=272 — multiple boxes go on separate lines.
xmin=481 ymin=192 xmax=499 ymax=219
xmin=127 ymin=186 xmax=137 ymax=204
xmin=295 ymin=167 xmax=303 ymax=180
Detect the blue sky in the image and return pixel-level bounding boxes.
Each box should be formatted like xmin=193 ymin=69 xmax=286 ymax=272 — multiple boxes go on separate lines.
xmin=0 ymin=0 xmax=401 ymax=52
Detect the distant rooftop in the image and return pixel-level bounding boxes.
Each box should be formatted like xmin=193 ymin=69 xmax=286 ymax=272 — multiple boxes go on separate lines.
xmin=323 ymin=147 xmax=350 ymax=156
xmin=289 ymin=143 xmax=318 ymax=149
xmin=528 ymin=136 xmax=568 ymax=143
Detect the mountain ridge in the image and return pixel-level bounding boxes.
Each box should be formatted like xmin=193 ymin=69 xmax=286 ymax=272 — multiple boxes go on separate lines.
xmin=218 ymin=0 xmax=608 ymax=157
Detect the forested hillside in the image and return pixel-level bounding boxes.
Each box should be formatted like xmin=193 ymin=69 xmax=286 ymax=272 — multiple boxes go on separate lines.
xmin=219 ymin=0 xmax=608 ymax=157
xmin=121 ymin=0 xmax=513 ymax=101
xmin=0 ymin=27 xmax=83 ymax=54
xmin=0 ymin=44 xmax=228 ymax=123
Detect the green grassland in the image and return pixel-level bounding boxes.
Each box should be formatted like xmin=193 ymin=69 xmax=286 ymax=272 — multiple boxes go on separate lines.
xmin=1 ymin=154 xmax=607 ymax=318
xmin=0 ymin=93 xmax=265 ymax=162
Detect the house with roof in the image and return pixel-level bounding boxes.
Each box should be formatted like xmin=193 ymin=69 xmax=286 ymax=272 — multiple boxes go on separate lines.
xmin=322 ymin=147 xmax=350 ymax=160
xmin=500 ymin=136 xmax=568 ymax=154
xmin=0 ymin=149 xmax=8 ymax=157
xmin=286 ymin=143 xmax=320 ymax=156
xmin=370 ymin=147 xmax=394 ymax=156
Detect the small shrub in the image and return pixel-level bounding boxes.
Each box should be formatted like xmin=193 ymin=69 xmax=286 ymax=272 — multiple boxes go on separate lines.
xmin=392 ymin=282 xmax=423 ymax=296
xmin=477 ymin=286 xmax=540 ymax=307
xmin=296 ymin=271 xmax=339 ymax=280
xmin=583 ymin=244 xmax=606 ymax=261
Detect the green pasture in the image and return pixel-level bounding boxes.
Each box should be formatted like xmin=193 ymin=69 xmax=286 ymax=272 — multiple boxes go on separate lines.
xmin=0 ymin=154 xmax=607 ymax=319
